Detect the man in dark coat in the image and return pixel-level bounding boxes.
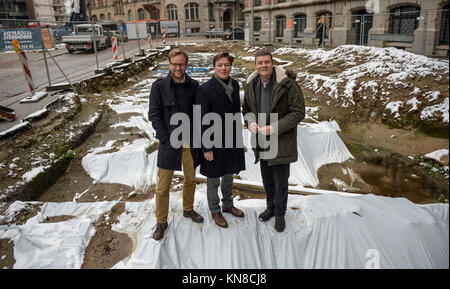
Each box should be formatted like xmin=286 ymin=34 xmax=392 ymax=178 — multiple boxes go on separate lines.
xmin=148 ymin=48 xmax=204 ymax=241
xmin=196 ymin=52 xmax=246 ymax=228
xmin=242 ymin=50 xmax=305 ymax=232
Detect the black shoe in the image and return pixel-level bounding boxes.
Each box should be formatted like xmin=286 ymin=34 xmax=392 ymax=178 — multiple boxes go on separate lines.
xmin=275 ymin=216 xmax=285 ymax=232
xmin=258 ymin=209 xmax=274 ymax=222
xmin=153 ymin=222 xmax=168 ymax=240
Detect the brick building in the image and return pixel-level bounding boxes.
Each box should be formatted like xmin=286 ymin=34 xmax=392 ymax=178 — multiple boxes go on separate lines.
xmin=90 ymin=0 xmax=245 ymax=36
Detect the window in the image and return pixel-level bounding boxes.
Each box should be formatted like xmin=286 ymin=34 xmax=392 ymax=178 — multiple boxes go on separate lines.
xmin=93 ymin=15 xmax=98 ymax=22
xmin=138 ymin=8 xmax=146 ymax=20
xmin=187 ymin=27 xmax=200 ymax=34
xmin=151 ymin=9 xmax=159 ymax=19
xmin=439 ymin=5 xmax=449 ymax=45
xmin=100 ymin=13 xmax=106 ymax=20
xmin=108 ymin=13 xmax=112 ymax=20
xmin=389 ymin=6 xmax=420 ymax=35
xmin=167 ymin=4 xmax=178 ymax=20
xmin=278 ymin=0 xmax=286 ymax=3
xmin=185 ymin=3 xmax=199 ymax=20
xmin=208 ymin=3 xmax=214 ymax=21
xmin=254 ymin=17 xmax=261 ymax=32
xmin=276 ymin=15 xmax=286 ymax=37
xmin=255 ymin=0 xmax=261 ymax=7
xmin=12 ymin=2 xmax=26 ymax=12
xmin=294 ymin=14 xmax=306 ymax=37
xmin=128 ymin=10 xmax=133 ymax=21
xmin=114 ymin=1 xmax=124 ymax=15
xmin=238 ymin=4 xmax=244 ymax=21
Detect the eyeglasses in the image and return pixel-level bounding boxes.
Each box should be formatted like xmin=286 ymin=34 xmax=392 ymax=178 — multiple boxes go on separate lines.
xmin=170 ymin=62 xmax=187 ymax=68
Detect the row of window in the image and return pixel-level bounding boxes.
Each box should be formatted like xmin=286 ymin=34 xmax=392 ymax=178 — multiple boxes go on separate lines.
xmin=253 ymin=14 xmax=308 ymax=37
xmin=94 ymin=8 xmax=146 ymax=21
xmin=254 ymin=0 xmax=286 ymax=6
xmin=168 ymin=3 xmax=241 ymax=21
xmin=0 ymin=2 xmax=27 ymax=13
xmin=254 ymin=6 xmax=436 ymax=39
xmin=95 ymin=2 xmax=239 ymax=21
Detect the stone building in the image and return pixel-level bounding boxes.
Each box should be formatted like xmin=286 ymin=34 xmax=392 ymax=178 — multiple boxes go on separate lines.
xmin=0 ymin=0 xmax=67 ymax=22
xmin=0 ymin=0 xmax=34 ymax=19
xmin=244 ymin=0 xmax=449 ymax=56
xmin=91 ymin=0 xmax=245 ymax=36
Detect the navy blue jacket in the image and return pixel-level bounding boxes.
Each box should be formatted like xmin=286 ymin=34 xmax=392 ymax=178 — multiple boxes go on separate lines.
xmin=196 ymin=76 xmax=246 ymax=178
xmin=148 ymin=73 xmax=200 ymax=170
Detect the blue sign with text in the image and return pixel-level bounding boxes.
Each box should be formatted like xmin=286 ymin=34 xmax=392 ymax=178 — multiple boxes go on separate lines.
xmin=0 ymin=28 xmax=43 ymax=52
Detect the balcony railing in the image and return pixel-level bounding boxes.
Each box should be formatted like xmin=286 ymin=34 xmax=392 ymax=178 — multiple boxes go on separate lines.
xmin=214 ymin=0 xmax=239 ymax=4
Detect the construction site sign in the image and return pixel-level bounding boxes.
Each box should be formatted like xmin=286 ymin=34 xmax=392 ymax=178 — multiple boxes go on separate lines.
xmin=0 ymin=28 xmax=43 ymax=52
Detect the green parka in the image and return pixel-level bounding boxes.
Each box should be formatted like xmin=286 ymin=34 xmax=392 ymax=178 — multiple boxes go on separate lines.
xmin=242 ymin=66 xmax=305 ymax=165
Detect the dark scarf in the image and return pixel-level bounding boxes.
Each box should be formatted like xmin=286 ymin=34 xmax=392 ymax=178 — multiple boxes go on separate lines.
xmin=213 ymin=73 xmax=233 ymax=102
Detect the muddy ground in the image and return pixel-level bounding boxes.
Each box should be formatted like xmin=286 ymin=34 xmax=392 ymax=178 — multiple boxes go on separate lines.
xmin=0 ymin=41 xmax=448 ymax=268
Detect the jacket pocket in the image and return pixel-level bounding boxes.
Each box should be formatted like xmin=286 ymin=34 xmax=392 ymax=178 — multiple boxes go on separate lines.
xmin=276 ymin=133 xmax=296 ymax=159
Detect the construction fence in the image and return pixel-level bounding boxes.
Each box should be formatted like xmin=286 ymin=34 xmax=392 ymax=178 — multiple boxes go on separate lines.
xmin=0 ymin=18 xmax=170 ymax=108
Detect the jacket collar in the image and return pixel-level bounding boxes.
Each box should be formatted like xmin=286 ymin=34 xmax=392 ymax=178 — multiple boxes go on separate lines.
xmin=246 ymin=65 xmax=288 ymax=84
xmin=166 ymin=72 xmax=191 ymax=86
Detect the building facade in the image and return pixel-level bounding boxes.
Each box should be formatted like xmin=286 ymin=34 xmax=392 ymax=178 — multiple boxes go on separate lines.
xmin=33 ymin=0 xmax=55 ymax=21
xmin=90 ymin=0 xmax=245 ymax=35
xmin=0 ymin=0 xmax=68 ymax=22
xmin=244 ymin=0 xmax=449 ymax=56
xmin=0 ymin=0 xmax=34 ymax=19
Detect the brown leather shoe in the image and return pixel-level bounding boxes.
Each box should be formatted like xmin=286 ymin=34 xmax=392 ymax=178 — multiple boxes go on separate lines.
xmin=153 ymin=222 xmax=168 ymax=241
xmin=183 ymin=210 xmax=204 ymax=223
xmin=211 ymin=212 xmax=228 ymax=228
xmin=222 ymin=206 xmax=245 ymax=218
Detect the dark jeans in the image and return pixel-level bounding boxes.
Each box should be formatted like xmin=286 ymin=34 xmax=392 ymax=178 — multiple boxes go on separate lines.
xmin=260 ymin=160 xmax=290 ymax=217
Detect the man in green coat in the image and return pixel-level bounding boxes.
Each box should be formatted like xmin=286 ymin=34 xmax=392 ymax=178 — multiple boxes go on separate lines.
xmin=242 ymin=50 xmax=305 ymax=232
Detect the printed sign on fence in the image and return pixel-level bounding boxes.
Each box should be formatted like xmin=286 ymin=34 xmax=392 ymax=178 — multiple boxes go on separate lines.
xmin=160 ymin=21 xmax=178 ymax=34
xmin=0 ymin=29 xmax=43 ymax=52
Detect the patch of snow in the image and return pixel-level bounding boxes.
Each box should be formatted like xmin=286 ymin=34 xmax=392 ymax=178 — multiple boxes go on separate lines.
xmin=425 ymin=149 xmax=449 ymax=164
xmin=22 ymin=165 xmax=49 ymax=182
xmin=410 ymin=87 xmax=421 ymax=94
xmin=407 ymin=97 xmax=421 ymax=112
xmin=385 ymin=101 xmax=403 ymax=119
xmin=0 ymin=122 xmax=29 ymax=138
xmin=421 ymin=97 xmax=449 ymax=123
xmin=426 ymin=91 xmax=441 ymax=102
xmin=239 ymin=56 xmax=255 ymax=62
xmin=25 ymin=109 xmax=48 ymax=119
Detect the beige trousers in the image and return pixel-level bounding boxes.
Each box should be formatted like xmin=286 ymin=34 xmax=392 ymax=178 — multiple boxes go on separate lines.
xmin=155 ymin=148 xmax=196 ymax=223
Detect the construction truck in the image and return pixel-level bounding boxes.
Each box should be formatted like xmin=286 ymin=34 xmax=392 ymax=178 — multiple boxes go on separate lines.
xmin=62 ymin=24 xmax=107 ymax=54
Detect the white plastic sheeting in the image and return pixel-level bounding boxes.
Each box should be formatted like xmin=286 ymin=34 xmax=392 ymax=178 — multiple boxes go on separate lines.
xmin=81 ymin=121 xmax=353 ymax=191
xmin=239 ymin=120 xmax=353 ymax=187
xmin=0 ymin=201 xmax=118 ymax=269
xmin=81 ymin=138 xmax=158 ymax=192
xmin=0 ymin=187 xmax=447 ymax=268
xmin=110 ymin=184 xmax=448 ymax=269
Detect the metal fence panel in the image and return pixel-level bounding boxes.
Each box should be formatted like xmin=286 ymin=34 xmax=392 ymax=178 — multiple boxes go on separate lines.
xmin=0 ymin=19 xmax=43 ymax=106
xmin=0 ymin=18 xmax=131 ymax=107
